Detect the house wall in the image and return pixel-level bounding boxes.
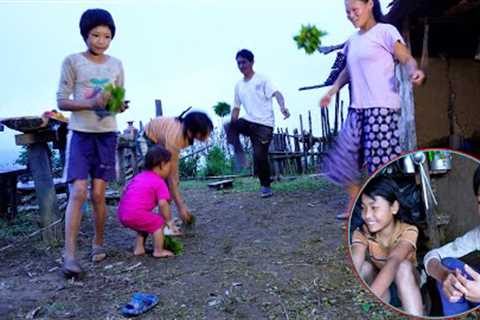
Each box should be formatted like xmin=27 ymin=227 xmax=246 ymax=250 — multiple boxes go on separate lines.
xmin=413 ymin=58 xmax=480 ymax=147
xmin=432 ymin=152 xmax=480 ymax=241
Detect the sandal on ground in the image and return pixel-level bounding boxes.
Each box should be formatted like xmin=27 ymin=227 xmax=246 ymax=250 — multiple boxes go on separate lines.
xmin=335 ymin=212 xmax=350 ymax=220
xmin=121 ymin=292 xmax=159 ymax=317
xmin=91 ymin=246 xmax=107 ymax=263
xmin=62 ymin=258 xmax=85 ymax=279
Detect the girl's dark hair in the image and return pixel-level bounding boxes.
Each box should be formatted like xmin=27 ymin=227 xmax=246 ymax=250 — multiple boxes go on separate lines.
xmin=177 ymin=110 xmax=213 ymax=144
xmin=362 ymin=176 xmax=412 ymax=223
xmin=359 ymin=0 xmax=384 ymax=23
xmin=236 ymin=49 xmax=254 ymax=62
xmin=80 ymin=8 xmax=116 ymax=41
xmin=144 ymin=145 xmax=171 ymax=170
xmin=473 ymin=165 xmax=480 ymax=196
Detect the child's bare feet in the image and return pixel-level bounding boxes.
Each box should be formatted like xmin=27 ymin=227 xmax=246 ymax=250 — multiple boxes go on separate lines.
xmin=153 ymin=249 xmax=174 ymax=258
xmin=133 ymin=234 xmax=146 ymax=256
xmin=133 ymin=247 xmax=145 ymax=256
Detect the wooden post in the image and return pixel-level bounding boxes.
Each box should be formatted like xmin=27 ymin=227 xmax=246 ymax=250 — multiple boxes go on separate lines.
xmin=299 ymin=114 xmax=308 ymax=173
xmin=293 ymin=129 xmax=302 ymax=174
xmin=334 ymin=93 xmax=340 ymax=135
xmin=117 ymin=147 xmax=126 ymax=185
xmin=308 ymin=110 xmax=314 ymax=165
xmin=155 ymin=99 xmax=163 ymax=117
xmin=340 ymin=100 xmax=345 ymax=129
xmin=27 ymin=143 xmax=62 ymax=244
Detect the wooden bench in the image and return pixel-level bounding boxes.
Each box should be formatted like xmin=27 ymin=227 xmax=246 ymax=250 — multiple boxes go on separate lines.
xmin=208 ymin=179 xmax=234 ymax=190
xmin=0 ymin=166 xmax=27 ymax=220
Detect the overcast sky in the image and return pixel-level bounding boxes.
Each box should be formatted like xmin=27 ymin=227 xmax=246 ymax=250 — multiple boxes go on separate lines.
xmin=0 ymin=0 xmax=390 ymax=167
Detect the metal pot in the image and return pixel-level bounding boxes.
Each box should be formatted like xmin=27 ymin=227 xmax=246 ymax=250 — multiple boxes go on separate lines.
xmin=430 ymin=151 xmax=452 ymax=172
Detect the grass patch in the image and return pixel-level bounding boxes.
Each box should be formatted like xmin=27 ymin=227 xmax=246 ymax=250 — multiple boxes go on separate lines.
xmin=179 ymin=175 xmax=339 ymax=195
xmin=272 ymin=175 xmax=333 ymax=193
xmin=180 ymin=179 xmax=209 ymax=190
xmin=0 ymin=213 xmax=38 ymax=241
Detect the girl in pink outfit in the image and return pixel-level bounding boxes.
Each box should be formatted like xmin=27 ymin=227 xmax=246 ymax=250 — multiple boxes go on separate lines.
xmin=118 ymin=145 xmax=181 ymax=258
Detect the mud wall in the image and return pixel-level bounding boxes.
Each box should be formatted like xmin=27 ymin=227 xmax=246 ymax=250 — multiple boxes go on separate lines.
xmin=414 ymin=58 xmax=480 ymax=148
xmin=433 ymin=153 xmax=480 ymax=241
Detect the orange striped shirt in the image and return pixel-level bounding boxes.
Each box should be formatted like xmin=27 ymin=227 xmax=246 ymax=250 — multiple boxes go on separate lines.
xmin=144 ymin=117 xmax=189 ymax=186
xmin=352 ymin=221 xmax=418 ymax=269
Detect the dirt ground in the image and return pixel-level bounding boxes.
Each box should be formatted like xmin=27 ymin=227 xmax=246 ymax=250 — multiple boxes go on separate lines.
xmin=1 ymin=176 xmax=409 ymax=319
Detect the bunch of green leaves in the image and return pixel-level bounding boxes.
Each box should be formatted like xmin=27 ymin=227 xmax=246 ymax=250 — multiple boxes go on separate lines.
xmin=213 ymin=102 xmax=231 ymax=117
xmin=104 ymin=83 xmax=126 ymax=113
xmin=164 ymin=235 xmax=184 ymax=255
xmin=293 ymin=24 xmax=328 ymax=55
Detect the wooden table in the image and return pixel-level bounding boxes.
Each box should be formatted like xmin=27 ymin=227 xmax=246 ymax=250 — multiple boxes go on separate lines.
xmin=1 ymin=116 xmax=66 ymax=243
xmin=0 ymin=165 xmax=27 ymax=220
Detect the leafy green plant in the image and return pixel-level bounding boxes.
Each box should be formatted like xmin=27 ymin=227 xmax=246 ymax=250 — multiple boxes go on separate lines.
xmin=104 ymin=83 xmax=126 ymax=113
xmin=213 ymin=102 xmax=231 ymax=117
xmin=179 ymin=155 xmax=199 ymax=177
xmin=164 ymin=235 xmax=184 ymax=255
xmin=293 ymin=24 xmax=328 ymax=55
xmin=202 ymin=145 xmax=232 ymax=177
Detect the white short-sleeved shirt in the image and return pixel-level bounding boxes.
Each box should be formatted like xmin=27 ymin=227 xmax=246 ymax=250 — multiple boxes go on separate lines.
xmin=345 ymin=23 xmax=405 ymax=110
xmin=234 ymin=73 xmax=277 ymax=128
xmin=424 ymin=226 xmax=480 ymax=275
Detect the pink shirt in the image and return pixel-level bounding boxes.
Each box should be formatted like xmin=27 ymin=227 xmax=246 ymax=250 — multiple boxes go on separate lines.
xmin=118 ymin=171 xmax=170 ymax=218
xmin=345 ymin=23 xmax=405 ymax=110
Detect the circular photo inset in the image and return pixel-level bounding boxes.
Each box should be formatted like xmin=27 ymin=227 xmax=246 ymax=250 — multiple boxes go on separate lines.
xmin=347 ymin=149 xmax=480 ymax=318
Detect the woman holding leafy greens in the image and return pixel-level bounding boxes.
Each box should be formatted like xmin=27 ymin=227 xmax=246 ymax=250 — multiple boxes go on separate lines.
xmin=319 ymin=0 xmax=425 ymax=219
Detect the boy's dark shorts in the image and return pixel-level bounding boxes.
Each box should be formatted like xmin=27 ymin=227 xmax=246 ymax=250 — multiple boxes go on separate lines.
xmin=65 ymin=130 xmax=117 ymax=183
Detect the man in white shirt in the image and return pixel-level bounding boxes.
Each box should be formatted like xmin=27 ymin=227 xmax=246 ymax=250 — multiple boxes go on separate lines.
xmin=226 ymin=49 xmax=290 ymax=198
xmin=423 ymin=165 xmax=480 ymax=316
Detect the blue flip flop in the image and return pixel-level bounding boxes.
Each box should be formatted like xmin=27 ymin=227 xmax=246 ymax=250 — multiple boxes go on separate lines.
xmin=121 ymin=292 xmax=159 ymax=317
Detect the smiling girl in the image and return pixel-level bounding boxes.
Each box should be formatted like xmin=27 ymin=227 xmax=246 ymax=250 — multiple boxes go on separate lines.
xmin=350 ymin=176 xmax=423 ymax=316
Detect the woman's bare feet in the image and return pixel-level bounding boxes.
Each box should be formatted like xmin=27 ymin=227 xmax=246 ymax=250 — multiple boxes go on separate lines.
xmin=153 ymin=249 xmax=174 ymax=258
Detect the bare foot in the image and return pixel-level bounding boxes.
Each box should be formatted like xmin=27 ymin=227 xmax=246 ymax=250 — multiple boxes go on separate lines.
xmin=335 ymin=212 xmax=350 ymax=220
xmin=133 ymin=239 xmax=145 ymax=256
xmin=62 ymin=258 xmax=84 ymax=279
xmin=153 ymin=249 xmax=174 ymax=258
xmin=133 ymin=248 xmax=145 ymax=256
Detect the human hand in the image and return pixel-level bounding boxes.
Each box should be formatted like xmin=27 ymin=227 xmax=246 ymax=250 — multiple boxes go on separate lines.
xmin=456 ymin=265 xmax=480 ymax=303
xmin=442 ymin=271 xmax=465 ymax=303
xmin=411 ymin=69 xmax=426 ymax=86
xmin=179 ymin=207 xmax=193 ymax=224
xmin=166 ymin=220 xmax=183 ymax=236
xmin=319 ymin=93 xmax=332 ymax=108
xmin=281 ymin=107 xmax=290 ymax=119
xmin=119 ymin=100 xmax=130 ymax=113
xmin=91 ymin=90 xmax=112 ymax=109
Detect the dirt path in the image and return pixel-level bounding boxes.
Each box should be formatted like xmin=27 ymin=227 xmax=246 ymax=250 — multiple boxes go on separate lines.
xmin=0 ymin=177 xmax=402 ymax=319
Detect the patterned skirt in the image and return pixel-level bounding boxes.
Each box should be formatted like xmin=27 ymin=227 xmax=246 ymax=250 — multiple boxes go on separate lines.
xmin=322 ymin=107 xmax=402 ymax=186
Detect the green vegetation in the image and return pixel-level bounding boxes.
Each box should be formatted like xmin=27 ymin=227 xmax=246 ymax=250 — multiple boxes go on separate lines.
xmin=104 ymin=83 xmax=126 ymax=113
xmin=164 ymin=235 xmax=184 ymax=255
xmin=213 ymin=101 xmax=231 ymax=117
xmin=293 ymin=24 xmax=328 ymax=55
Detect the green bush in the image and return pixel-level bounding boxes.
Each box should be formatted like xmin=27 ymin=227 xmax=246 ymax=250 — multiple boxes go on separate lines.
xmin=179 ymin=155 xmax=199 ymax=178
xmin=202 ymin=145 xmax=232 ymax=177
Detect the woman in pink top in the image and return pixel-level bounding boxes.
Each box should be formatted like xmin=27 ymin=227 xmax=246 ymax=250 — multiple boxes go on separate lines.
xmin=320 ymin=0 xmax=425 ymax=219
xmin=118 ymin=145 xmax=181 ymax=258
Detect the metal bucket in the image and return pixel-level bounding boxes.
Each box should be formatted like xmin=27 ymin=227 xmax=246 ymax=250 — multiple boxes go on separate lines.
xmin=430 ymin=151 xmax=452 ymax=172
